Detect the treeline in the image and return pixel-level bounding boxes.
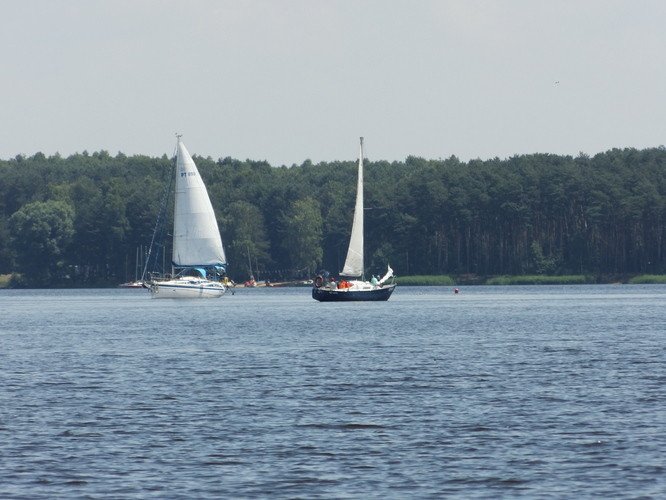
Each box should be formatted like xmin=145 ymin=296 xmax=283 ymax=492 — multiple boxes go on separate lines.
xmin=0 ymin=147 xmax=664 ymax=287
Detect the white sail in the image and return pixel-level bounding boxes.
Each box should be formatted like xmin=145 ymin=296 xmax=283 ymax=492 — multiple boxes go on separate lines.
xmin=172 ymin=139 xmax=226 ymax=267
xmin=341 ymin=137 xmax=364 ymax=278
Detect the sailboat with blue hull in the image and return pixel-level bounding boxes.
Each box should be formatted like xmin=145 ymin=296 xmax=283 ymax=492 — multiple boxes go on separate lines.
xmin=312 ymin=137 xmax=396 ymax=302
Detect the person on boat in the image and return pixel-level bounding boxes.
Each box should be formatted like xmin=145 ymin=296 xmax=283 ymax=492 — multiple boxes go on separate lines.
xmin=370 ymin=275 xmax=379 ymax=286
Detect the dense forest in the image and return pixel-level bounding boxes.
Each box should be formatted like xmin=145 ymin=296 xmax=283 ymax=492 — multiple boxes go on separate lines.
xmin=0 ymin=146 xmax=664 ymax=287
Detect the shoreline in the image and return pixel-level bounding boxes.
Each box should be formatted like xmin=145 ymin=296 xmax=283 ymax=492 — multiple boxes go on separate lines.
xmin=2 ymin=274 xmax=665 ymax=289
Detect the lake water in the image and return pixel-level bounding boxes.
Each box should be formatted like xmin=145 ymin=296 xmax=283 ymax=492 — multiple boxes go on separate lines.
xmin=0 ymin=285 xmax=664 ymax=498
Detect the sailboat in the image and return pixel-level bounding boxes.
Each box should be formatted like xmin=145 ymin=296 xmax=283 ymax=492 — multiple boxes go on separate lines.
xmin=312 ymin=137 xmax=396 ymax=302
xmin=148 ymin=136 xmax=227 ymax=298
xmin=119 ymin=246 xmax=146 ymax=288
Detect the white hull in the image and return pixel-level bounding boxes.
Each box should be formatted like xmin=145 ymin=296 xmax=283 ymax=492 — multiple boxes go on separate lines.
xmin=119 ymin=281 xmax=146 ymax=289
xmin=150 ymin=278 xmax=226 ymax=298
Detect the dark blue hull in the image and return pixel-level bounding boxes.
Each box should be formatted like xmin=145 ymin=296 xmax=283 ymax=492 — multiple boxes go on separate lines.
xmin=312 ymin=284 xmax=396 ymax=302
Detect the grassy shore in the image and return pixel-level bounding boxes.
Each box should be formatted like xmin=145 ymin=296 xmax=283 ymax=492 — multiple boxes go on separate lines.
xmin=0 ymin=274 xmax=13 ymax=288
xmin=395 ymin=274 xmax=666 ymax=286
xmin=628 ymin=274 xmax=666 ymax=284
xmin=396 ymin=274 xmax=590 ymax=286
xmin=485 ymin=275 xmax=590 ymax=285
xmin=396 ymin=275 xmax=455 ymax=286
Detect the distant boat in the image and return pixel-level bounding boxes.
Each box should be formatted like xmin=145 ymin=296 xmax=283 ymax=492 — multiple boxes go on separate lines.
xmin=119 ymin=280 xmax=146 ymax=289
xmin=119 ymin=246 xmax=147 ymax=288
xmin=148 ymin=136 xmax=228 ymax=298
xmin=312 ymin=138 xmax=396 ymax=302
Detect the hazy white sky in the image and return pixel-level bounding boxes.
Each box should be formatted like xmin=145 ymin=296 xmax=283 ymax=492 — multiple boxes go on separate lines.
xmin=2 ymin=0 xmax=665 ymax=165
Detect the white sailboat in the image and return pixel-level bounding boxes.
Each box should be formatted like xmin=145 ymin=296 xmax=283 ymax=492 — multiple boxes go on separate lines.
xmin=149 ymin=136 xmax=227 ymax=298
xmin=312 ymin=137 xmax=396 ymax=301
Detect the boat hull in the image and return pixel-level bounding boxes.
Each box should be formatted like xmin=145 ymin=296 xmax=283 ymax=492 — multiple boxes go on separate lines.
xmin=312 ymin=284 xmax=396 ymax=302
xmin=119 ymin=281 xmax=146 ymax=289
xmin=150 ymin=279 xmax=226 ymax=299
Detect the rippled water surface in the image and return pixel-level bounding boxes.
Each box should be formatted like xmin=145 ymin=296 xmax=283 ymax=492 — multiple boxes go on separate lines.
xmin=1 ymin=285 xmax=665 ymax=498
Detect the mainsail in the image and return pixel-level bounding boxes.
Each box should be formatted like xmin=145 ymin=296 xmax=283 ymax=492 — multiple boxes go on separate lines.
xmin=341 ymin=137 xmax=364 ymax=278
xmin=172 ymin=139 xmax=226 ymax=267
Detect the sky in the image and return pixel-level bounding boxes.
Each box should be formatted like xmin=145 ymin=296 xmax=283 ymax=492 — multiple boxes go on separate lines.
xmin=2 ymin=0 xmax=665 ymax=166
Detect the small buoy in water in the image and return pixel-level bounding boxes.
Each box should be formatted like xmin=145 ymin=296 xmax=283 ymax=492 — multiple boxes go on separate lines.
xmin=454 ymin=288 xmax=459 ymax=294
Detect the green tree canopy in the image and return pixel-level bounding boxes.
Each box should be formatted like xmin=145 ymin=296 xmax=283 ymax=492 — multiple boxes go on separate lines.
xmin=8 ymin=200 xmax=75 ymax=286
xmin=279 ymin=197 xmax=323 ymax=277
xmin=0 ymin=145 xmax=664 ymax=286
xmin=221 ymin=200 xmax=271 ymax=280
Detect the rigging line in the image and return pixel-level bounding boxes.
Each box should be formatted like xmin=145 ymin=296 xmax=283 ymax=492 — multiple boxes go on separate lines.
xmin=141 ymin=151 xmax=176 ymax=281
